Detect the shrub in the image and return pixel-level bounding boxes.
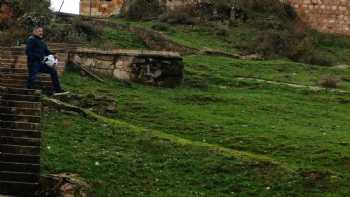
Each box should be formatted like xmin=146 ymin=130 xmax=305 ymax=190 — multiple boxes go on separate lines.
xmin=72 ymin=18 xmax=101 ymax=41
xmin=214 ymin=26 xmax=230 ymax=37
xmin=238 ymin=0 xmax=296 ymax=20
xmin=298 ymin=50 xmax=336 ymax=66
xmin=159 ymin=9 xmax=197 ymax=25
xmin=0 ymin=26 xmax=27 ymax=46
xmin=318 ymin=76 xmax=342 ymax=89
xmin=43 ymin=17 xmax=102 ymax=43
xmin=122 ymin=0 xmax=165 ymax=19
xmin=254 ymin=29 xmax=290 ymax=58
xmin=151 ymin=22 xmax=173 ymax=32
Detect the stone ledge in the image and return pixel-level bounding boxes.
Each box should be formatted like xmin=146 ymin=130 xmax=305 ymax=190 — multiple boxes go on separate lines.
xmin=72 ymin=48 xmax=183 ymax=59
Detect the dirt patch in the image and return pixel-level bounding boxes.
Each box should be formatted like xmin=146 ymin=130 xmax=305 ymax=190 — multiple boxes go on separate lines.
xmin=174 ymin=94 xmax=227 ymax=105
xmin=129 ymin=26 xmax=197 ymax=55
xmin=39 ymin=173 xmax=91 ymax=197
xmin=300 ymin=170 xmax=339 ymax=192
xmin=48 ymin=93 xmax=118 ymax=117
xmin=340 ymin=157 xmax=350 ymax=168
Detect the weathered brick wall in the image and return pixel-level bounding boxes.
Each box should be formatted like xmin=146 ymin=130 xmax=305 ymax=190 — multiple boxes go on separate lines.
xmin=80 ymin=0 xmax=124 ymax=16
xmin=288 ymin=0 xmax=350 ymax=35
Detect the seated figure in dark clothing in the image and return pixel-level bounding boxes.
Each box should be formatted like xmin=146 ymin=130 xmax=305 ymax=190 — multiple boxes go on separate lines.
xmin=26 ymin=26 xmax=67 ymax=95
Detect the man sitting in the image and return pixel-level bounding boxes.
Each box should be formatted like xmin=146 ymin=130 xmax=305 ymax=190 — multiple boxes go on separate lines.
xmin=26 ymin=26 xmax=67 ymax=95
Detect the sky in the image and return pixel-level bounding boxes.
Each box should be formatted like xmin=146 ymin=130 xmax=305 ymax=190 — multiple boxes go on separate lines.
xmin=50 ymin=0 xmax=80 ymax=14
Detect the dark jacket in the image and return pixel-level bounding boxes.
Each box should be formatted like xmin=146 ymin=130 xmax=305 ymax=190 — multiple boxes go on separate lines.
xmin=25 ymin=35 xmax=53 ymax=65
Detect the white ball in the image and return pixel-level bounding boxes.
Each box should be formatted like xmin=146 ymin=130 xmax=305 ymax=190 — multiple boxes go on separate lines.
xmin=44 ymin=55 xmax=58 ymax=67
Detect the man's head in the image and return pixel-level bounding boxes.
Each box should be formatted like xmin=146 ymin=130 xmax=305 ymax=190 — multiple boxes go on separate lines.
xmin=33 ymin=26 xmax=44 ymax=38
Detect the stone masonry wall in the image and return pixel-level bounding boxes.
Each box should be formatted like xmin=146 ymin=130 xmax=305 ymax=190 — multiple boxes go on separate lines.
xmin=78 ymin=0 xmax=350 ymax=35
xmin=288 ymin=0 xmax=350 ymax=35
xmin=80 ymin=0 xmax=124 ymax=16
xmin=81 ymin=0 xmax=200 ymax=17
xmin=69 ymin=48 xmax=184 ymax=87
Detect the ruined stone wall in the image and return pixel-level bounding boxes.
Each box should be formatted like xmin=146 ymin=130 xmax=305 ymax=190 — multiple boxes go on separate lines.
xmin=69 ymin=48 xmax=184 ymax=87
xmin=80 ymin=0 xmax=124 ymax=16
xmin=288 ymin=0 xmax=350 ymax=35
xmin=81 ymin=0 xmax=201 ymax=16
xmin=78 ymin=0 xmax=350 ymax=35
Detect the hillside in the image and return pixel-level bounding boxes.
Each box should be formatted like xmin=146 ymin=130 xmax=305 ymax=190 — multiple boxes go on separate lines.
xmin=2 ymin=1 xmax=350 ymax=196
xmin=41 ymin=18 xmax=350 ymax=197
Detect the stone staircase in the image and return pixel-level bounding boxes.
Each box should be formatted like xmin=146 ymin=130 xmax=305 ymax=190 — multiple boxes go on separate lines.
xmin=0 ymin=86 xmax=41 ymax=196
xmin=0 ymin=43 xmax=79 ymax=196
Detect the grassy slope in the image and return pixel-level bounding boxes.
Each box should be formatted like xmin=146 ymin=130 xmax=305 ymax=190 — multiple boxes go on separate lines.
xmin=42 ymin=19 xmax=350 ymax=196
xmin=111 ymin=19 xmax=350 ymax=65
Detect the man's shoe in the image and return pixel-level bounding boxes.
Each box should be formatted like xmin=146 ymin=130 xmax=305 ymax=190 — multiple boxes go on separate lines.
xmin=53 ymin=90 xmax=70 ymax=96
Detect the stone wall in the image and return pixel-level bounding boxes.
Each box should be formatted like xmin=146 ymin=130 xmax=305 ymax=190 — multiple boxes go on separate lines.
xmin=81 ymin=0 xmax=201 ymax=17
xmin=80 ymin=0 xmax=124 ymax=16
xmin=288 ymin=0 xmax=350 ymax=35
xmin=68 ymin=48 xmax=184 ymax=87
xmin=78 ymin=0 xmax=350 ymax=35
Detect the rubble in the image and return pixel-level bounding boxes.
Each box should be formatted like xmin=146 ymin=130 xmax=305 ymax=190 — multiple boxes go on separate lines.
xmin=48 ymin=92 xmax=118 ymax=117
xmin=39 ymin=173 xmax=91 ymax=197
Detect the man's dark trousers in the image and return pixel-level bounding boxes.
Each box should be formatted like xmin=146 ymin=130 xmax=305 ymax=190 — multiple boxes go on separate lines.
xmin=27 ymin=62 xmax=61 ymax=91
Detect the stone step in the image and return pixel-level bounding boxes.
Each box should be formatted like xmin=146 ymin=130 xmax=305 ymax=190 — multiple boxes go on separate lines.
xmin=0 ymin=144 xmax=40 ymax=155
xmin=0 ymin=153 xmax=40 ymax=164
xmin=0 ymin=82 xmax=27 ymax=89
xmin=0 ymin=76 xmax=52 ymax=83
xmin=0 ymin=100 xmax=41 ymax=109
xmin=0 ymin=82 xmax=51 ymax=90
xmin=0 ymin=52 xmax=25 ymax=56
xmin=0 ymin=67 xmax=28 ymax=73
xmin=3 ymin=87 xmax=41 ymax=95
xmin=0 ymin=171 xmax=39 ymax=184
xmin=0 ymin=62 xmax=66 ymax=69
xmin=0 ymin=162 xmax=40 ymax=173
xmin=0 ymin=60 xmax=26 ymax=65
xmin=0 ymin=129 xmax=41 ymax=138
xmin=0 ymin=114 xmax=41 ymax=123
xmin=0 ymin=54 xmax=66 ymax=59
xmin=0 ymin=57 xmax=27 ymax=61
xmin=0 ymin=121 xmax=40 ymax=130
xmin=0 ymin=78 xmax=53 ymax=90
xmin=1 ymin=94 xmax=41 ymax=102
xmin=0 ymin=67 xmax=64 ymax=76
xmin=0 ymin=107 xmax=41 ymax=116
xmin=1 ymin=73 xmax=51 ymax=81
xmin=0 ymin=181 xmax=38 ymax=196
xmin=0 ymin=137 xmax=41 ymax=146
xmin=0 ymin=51 xmax=67 ymax=57
xmin=0 ymin=63 xmax=28 ymax=68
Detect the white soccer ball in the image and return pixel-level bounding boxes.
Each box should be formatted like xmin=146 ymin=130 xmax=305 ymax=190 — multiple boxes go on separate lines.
xmin=44 ymin=55 xmax=58 ymax=67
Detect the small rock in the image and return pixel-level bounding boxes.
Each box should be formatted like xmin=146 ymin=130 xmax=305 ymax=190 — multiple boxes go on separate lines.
xmin=240 ymin=54 xmax=263 ymax=60
xmin=106 ymin=104 xmax=117 ymax=113
xmin=332 ymin=64 xmax=350 ymax=70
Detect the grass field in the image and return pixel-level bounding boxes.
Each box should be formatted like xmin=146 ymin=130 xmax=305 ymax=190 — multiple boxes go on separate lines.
xmin=41 ymin=19 xmax=350 ymax=196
